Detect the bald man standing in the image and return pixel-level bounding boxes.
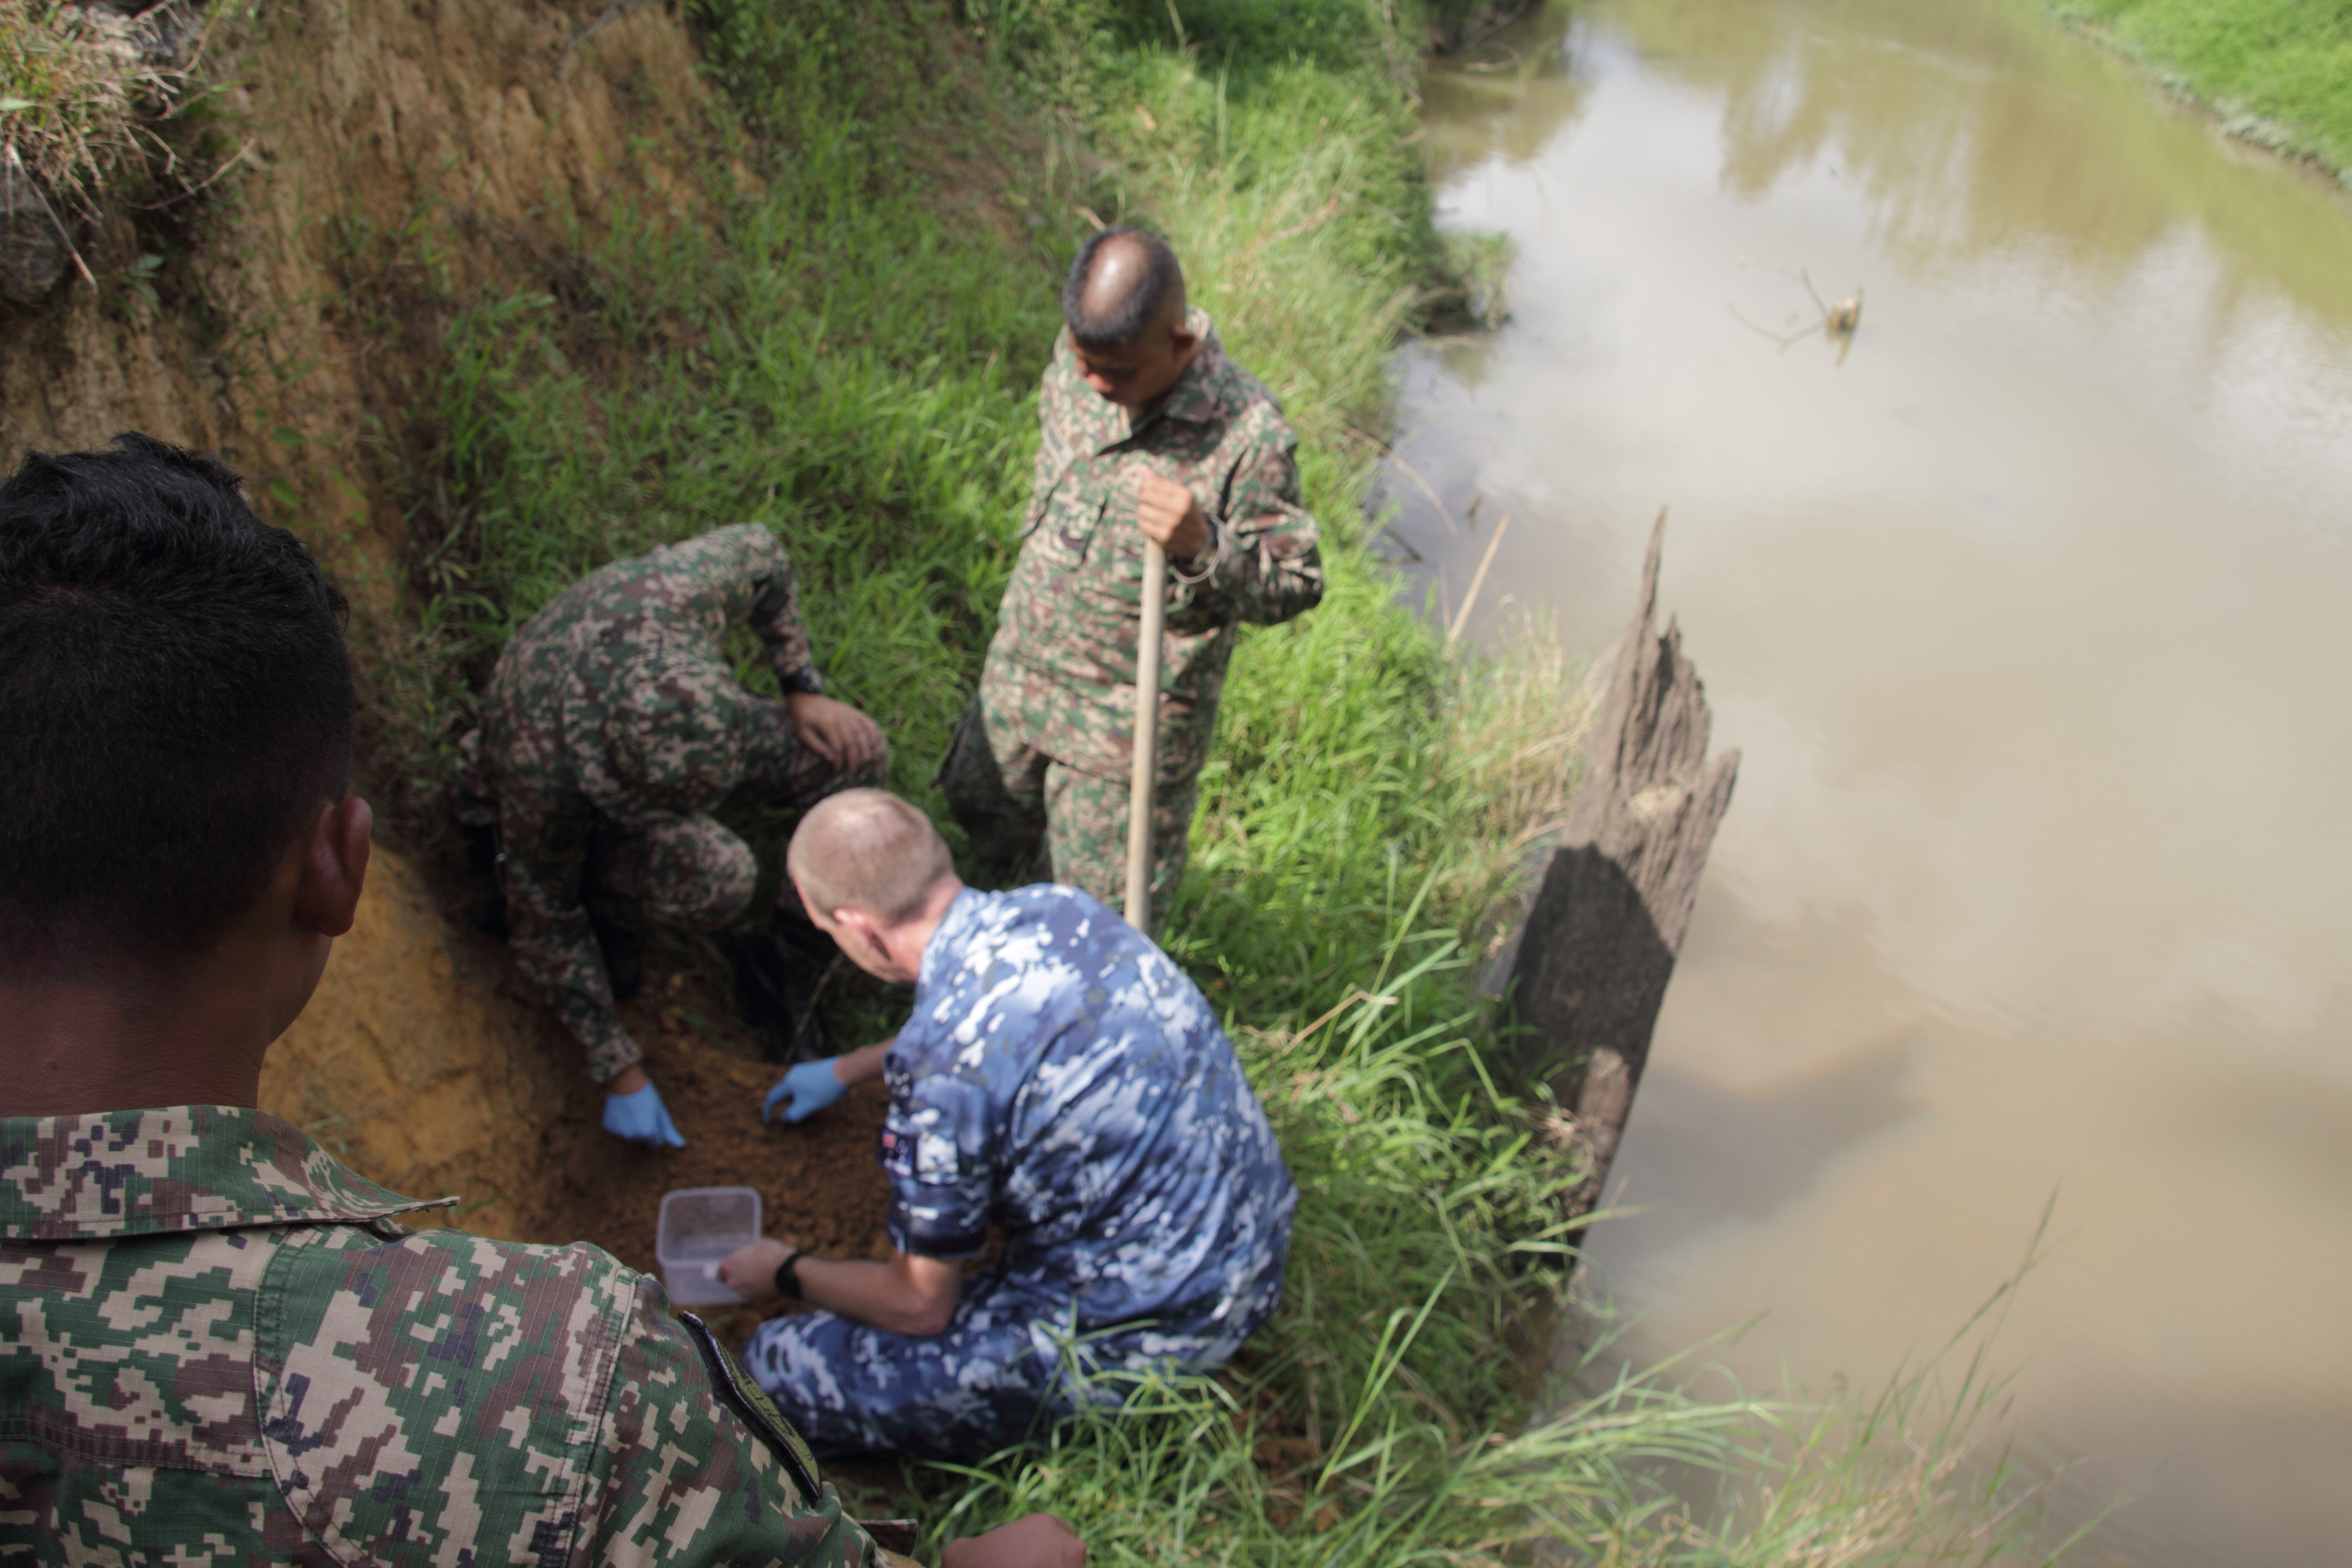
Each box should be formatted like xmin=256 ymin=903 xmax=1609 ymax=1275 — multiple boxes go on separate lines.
xmin=940 ymin=228 xmax=1323 ymax=923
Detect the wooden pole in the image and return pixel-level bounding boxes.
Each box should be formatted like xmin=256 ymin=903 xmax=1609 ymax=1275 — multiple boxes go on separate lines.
xmin=1446 ymin=510 xmax=1512 ymax=647
xmin=1124 ymin=538 xmax=1168 ymax=932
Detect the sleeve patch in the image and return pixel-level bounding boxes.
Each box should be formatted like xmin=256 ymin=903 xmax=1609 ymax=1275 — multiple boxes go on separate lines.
xmin=914 ymin=1132 xmax=962 ymax=1183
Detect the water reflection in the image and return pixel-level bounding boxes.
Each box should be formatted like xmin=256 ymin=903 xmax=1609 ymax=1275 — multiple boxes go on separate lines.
xmin=1427 ymin=0 xmax=2352 ymax=326
xmin=1418 ymin=13 xmax=1593 ymax=169
xmin=1612 ymin=1036 xmax=1924 ymax=1229
xmin=1394 ymin=1 xmax=2352 ymax=1563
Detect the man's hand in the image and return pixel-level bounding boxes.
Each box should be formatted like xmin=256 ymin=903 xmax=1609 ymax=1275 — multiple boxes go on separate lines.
xmin=720 ymin=1240 xmax=965 ymax=1335
xmin=719 ymin=1235 xmax=800 ymax=1303
xmin=943 ymin=1514 xmax=1086 ymax=1568
xmin=603 ymin=1078 xmax=686 ymax=1148
xmin=1134 ymin=470 xmax=1210 ymax=564
xmin=785 ymin=692 xmax=884 ymax=769
xmin=762 ymin=1057 xmax=847 ymax=1124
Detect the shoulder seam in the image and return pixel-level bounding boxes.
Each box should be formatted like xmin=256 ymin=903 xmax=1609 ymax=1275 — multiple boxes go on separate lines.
xmin=0 ymin=1411 xmax=259 ymax=1475
xmin=252 ymin=1225 xmax=360 ymax=1567
xmin=559 ymin=1249 xmax=633 ymax=1565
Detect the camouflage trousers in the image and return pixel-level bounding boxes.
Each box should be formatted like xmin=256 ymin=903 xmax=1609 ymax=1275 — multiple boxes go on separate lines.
xmin=936 ymin=698 xmax=1196 ymax=928
xmin=590 ymin=701 xmax=887 ymax=933
xmin=452 ymin=700 xmax=884 ymax=1082
xmin=742 ymin=1285 xmax=1129 ymax=1462
xmin=456 ymin=697 xmax=885 ymax=935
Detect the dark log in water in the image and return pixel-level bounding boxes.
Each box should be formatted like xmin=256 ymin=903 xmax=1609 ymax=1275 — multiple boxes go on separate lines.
xmin=1507 ymin=510 xmax=1739 ymax=1224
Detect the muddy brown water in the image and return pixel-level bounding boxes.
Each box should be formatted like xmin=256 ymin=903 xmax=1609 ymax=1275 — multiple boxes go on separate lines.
xmin=1387 ymin=2 xmax=2352 ymax=1562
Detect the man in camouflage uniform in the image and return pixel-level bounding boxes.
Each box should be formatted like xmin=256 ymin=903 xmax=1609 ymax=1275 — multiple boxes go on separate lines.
xmin=452 ymin=523 xmax=887 ymax=1148
xmin=0 ymin=438 xmax=1077 ymax=1568
xmin=941 ymin=227 xmax=1323 ymax=924
xmin=718 ymin=792 xmax=1294 ymax=1460
xmin=3 ymin=1108 xmax=893 ymax=1565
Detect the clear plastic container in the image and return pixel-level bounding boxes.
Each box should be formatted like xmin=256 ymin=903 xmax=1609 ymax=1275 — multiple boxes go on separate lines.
xmin=655 ymin=1186 xmax=763 ymax=1307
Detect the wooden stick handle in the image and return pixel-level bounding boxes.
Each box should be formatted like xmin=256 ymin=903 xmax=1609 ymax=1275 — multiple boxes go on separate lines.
xmin=1125 ymin=538 xmax=1168 ymax=932
xmin=1446 ymin=511 xmax=1512 ymax=647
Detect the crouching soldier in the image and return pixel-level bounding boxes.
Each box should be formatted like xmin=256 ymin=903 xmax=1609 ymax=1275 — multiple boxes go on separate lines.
xmin=718 ymin=789 xmax=1295 ymax=1460
xmin=0 ymin=436 xmax=1081 ymax=1567
xmin=452 ymin=523 xmax=887 ymax=1148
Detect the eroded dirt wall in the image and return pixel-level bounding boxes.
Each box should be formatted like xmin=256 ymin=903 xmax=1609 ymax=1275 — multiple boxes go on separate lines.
xmin=0 ymin=0 xmax=715 ymax=590
xmin=5 ymin=0 xmax=892 ymax=1277
xmin=260 ymin=848 xmax=893 ymax=1294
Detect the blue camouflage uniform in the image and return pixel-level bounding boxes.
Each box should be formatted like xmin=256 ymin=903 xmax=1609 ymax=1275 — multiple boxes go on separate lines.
xmin=741 ymin=885 xmax=1294 ymax=1459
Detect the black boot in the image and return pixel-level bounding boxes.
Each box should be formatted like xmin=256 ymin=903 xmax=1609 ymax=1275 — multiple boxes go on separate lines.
xmin=593 ymin=916 xmax=643 ymax=1002
xmin=732 ymin=913 xmax=835 ymax=1063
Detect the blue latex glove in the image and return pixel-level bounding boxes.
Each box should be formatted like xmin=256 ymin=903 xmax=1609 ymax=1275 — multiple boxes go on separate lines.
xmin=763 ymin=1058 xmax=846 ymax=1125
xmin=603 ymin=1082 xmax=686 ymax=1148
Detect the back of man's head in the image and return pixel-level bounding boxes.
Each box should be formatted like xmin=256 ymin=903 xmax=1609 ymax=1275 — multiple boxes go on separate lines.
xmin=0 ymin=433 xmax=353 ymax=976
xmin=1062 ymin=226 xmax=1186 ymax=350
xmin=787 ymin=789 xmax=953 ymax=923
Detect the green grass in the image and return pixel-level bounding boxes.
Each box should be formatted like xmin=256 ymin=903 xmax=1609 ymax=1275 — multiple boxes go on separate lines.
xmin=2051 ymin=0 xmax=2352 ymax=178
xmin=1 ymin=3 xmax=167 ymax=204
xmin=357 ymin=0 xmax=2089 ymax=1559
xmin=0 ymin=0 xmax=220 ymax=226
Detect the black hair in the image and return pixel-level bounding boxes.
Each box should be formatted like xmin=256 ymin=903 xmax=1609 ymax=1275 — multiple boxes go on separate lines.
xmin=1061 ymin=226 xmax=1186 ymax=350
xmin=0 ymin=432 xmax=353 ymax=973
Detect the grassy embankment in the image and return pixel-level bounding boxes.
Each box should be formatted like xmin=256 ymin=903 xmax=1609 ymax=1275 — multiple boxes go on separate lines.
xmin=369 ymin=0 xmax=2080 ymax=1560
xmin=2050 ymin=0 xmax=2352 ymax=179
xmin=0 ymin=0 xmax=226 ymax=299
xmin=0 ymin=3 xmax=177 ymax=204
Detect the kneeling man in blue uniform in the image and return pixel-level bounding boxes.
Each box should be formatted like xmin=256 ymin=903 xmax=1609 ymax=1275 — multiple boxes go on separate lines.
xmin=719 ymin=788 xmax=1294 ymax=1460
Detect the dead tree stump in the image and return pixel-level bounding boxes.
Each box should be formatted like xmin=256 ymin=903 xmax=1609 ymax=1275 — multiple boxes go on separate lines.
xmin=1507 ymin=510 xmax=1739 ymax=1224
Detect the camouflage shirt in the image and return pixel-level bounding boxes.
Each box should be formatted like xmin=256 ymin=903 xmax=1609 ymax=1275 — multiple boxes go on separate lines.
xmin=470 ymin=524 xmax=824 ymax=1080
xmin=0 ymin=1106 xmax=882 ymax=1567
xmin=882 ymin=886 xmax=1295 ymax=1365
xmin=980 ymin=311 xmax=1325 ymax=780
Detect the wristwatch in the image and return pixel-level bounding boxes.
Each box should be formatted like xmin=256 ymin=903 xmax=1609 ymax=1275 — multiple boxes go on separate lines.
xmin=1170 ymin=512 xmax=1225 ymax=585
xmin=772 ymin=1250 xmax=804 ymax=1300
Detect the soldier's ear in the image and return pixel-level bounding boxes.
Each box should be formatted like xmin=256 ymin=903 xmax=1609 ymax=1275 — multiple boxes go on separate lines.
xmin=293 ymin=797 xmax=372 ymax=939
xmin=829 ymin=907 xmax=889 ymax=961
xmin=1165 ymin=326 xmax=1202 ymax=380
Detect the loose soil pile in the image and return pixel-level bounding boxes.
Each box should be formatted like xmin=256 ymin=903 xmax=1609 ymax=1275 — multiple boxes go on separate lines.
xmin=540 ymin=1019 xmax=897 ymax=1347
xmin=262 ymin=844 xmax=896 ymax=1347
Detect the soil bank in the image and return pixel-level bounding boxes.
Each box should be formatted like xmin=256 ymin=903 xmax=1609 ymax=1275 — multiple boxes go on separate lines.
xmin=258 ymin=845 xmax=895 ymax=1336
xmin=3 ymin=0 xmax=889 ymax=1328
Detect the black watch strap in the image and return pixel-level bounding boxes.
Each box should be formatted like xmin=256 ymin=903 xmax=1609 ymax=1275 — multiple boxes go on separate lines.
xmin=772 ymin=1250 xmax=804 ymax=1300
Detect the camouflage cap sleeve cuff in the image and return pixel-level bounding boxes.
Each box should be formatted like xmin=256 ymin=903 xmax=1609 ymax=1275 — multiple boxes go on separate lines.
xmin=575 ymin=1010 xmax=647 ymax=1083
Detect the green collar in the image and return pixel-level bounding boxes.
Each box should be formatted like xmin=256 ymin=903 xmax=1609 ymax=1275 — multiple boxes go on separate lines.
xmin=0 ymin=1106 xmax=452 ymax=1242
